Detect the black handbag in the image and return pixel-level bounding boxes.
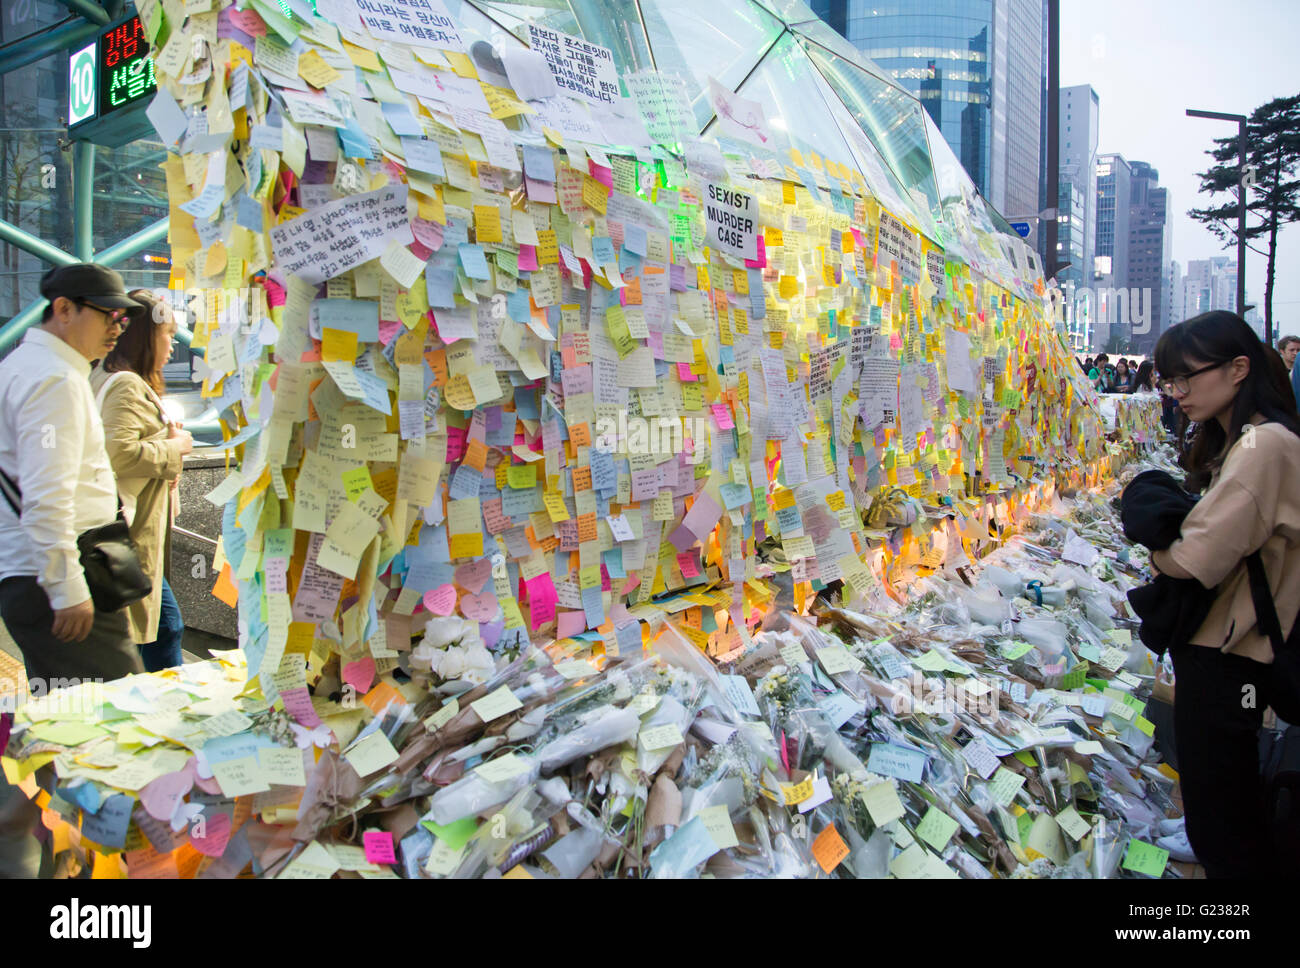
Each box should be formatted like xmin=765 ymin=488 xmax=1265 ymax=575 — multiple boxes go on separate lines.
xmin=0 ymin=466 xmax=151 ymax=613
xmin=1244 ymin=552 xmax=1300 ymax=726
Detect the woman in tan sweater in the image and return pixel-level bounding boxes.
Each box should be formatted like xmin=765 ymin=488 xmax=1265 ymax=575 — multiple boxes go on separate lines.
xmin=1150 ymin=311 xmax=1300 ymax=877
xmin=89 ymin=290 xmax=193 ymax=670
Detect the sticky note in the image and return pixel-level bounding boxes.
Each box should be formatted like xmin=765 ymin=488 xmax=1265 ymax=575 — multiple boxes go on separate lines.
xmin=1122 ymin=839 xmax=1169 ymax=877
xmin=344 ymin=730 xmax=400 ymax=777
xmin=811 ymin=824 xmax=849 ymax=873
xmin=363 ymin=830 xmax=397 ymax=865
xmin=915 ymin=805 xmax=960 ymax=851
xmin=470 ymin=686 xmax=523 ymax=723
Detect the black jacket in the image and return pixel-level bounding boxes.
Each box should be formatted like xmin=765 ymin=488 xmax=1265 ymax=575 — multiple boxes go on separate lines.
xmin=1120 ymin=470 xmax=1214 ymax=656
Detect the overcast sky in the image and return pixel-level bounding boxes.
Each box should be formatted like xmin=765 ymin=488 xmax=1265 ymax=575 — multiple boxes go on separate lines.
xmin=1059 ymin=0 xmax=1300 ymax=333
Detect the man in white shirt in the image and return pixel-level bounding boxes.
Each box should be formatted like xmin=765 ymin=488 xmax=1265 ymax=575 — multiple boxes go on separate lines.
xmin=0 ymin=263 xmax=146 ymax=878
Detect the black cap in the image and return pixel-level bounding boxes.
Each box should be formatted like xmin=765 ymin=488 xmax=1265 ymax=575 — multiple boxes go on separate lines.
xmin=39 ymin=263 xmax=140 ymax=310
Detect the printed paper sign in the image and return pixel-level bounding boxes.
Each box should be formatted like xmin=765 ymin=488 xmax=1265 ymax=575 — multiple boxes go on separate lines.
xmin=704 ymin=181 xmax=758 ymax=261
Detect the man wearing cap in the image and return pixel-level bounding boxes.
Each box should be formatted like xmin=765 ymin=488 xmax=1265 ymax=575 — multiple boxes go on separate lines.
xmin=0 ymin=264 xmax=147 ymax=877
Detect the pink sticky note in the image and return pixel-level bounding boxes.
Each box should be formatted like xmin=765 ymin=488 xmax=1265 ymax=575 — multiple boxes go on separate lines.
xmin=280 ymin=687 xmax=322 ymax=727
xmin=557 ymin=610 xmax=587 ymax=639
xmin=378 ymin=318 xmax=403 ymax=345
xmin=363 ymin=830 xmax=397 ymax=865
xmin=524 ymin=176 xmax=557 ymax=203
xmin=525 ymin=573 xmax=558 ymax=631
xmin=423 ymin=584 xmax=457 ymax=616
xmin=677 ymin=362 xmax=698 ymax=382
xmin=190 ymin=811 xmax=232 ymax=858
xmin=517 ymin=244 xmax=540 ymax=272
xmin=139 ymin=763 xmax=195 ymax=822
xmin=588 ymin=160 xmax=613 ymax=189
xmin=458 ymin=589 xmax=498 ymax=622
xmin=744 ymin=235 xmax=766 ymax=269
xmin=676 ymin=552 xmax=701 ymax=579
xmin=411 ymin=218 xmax=445 ymax=252
xmin=262 ymin=277 xmax=286 ymax=308
xmin=682 ymin=491 xmax=723 ymax=540
xmin=711 ymin=403 xmax=735 ymax=430
xmin=227 ymin=6 xmax=267 ymax=36
xmin=342 ymin=656 xmax=376 ymax=694
xmin=455 ymin=559 xmax=492 ymax=594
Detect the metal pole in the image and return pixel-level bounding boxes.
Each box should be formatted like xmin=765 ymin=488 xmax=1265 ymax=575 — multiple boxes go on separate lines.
xmin=56 ymin=0 xmax=110 ymax=25
xmin=0 ymin=217 xmax=168 ymax=355
xmin=0 ymin=219 xmax=77 ymax=266
xmin=73 ymin=140 xmax=95 ymax=261
xmin=1045 ymin=0 xmax=1060 ymax=281
xmin=1237 ymin=118 xmax=1249 ymax=328
xmin=0 ymin=19 xmax=99 ymax=76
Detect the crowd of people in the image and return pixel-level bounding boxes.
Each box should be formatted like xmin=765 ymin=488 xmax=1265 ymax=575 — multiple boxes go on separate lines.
xmin=0 ymin=264 xmax=190 ymax=877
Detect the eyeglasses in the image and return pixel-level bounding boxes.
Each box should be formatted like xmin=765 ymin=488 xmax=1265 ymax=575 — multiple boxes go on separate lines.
xmin=77 ymin=300 xmax=129 ymax=330
xmin=1158 ymin=360 xmax=1226 ymax=396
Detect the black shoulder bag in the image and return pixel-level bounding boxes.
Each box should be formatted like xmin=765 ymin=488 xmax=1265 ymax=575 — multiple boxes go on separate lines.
xmin=0 ymin=466 xmax=151 ymax=613
xmin=1244 ymin=552 xmax=1300 ymax=725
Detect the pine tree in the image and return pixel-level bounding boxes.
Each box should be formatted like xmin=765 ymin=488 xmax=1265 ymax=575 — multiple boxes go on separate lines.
xmin=1189 ymin=94 xmax=1300 ymax=339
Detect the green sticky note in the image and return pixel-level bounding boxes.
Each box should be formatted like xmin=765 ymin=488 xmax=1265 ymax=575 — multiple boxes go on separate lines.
xmin=507 ymin=464 xmax=537 ymax=489
xmin=1015 ymin=810 xmax=1034 ymax=843
xmin=1000 ymin=640 xmax=1033 ymax=660
xmin=1122 ymin=839 xmax=1169 ymax=877
xmin=1059 ymin=661 xmax=1089 ymax=690
xmin=915 ymin=806 xmax=961 ymax=851
xmin=1013 ymin=750 xmax=1037 ymax=768
xmin=421 ymin=816 xmax=479 ymax=851
xmin=912 ymin=650 xmax=948 ymax=672
xmin=1134 ymin=715 xmax=1156 ymax=737
xmin=989 ymin=766 xmax=1026 ymax=807
xmin=341 ymin=466 xmax=373 ymax=500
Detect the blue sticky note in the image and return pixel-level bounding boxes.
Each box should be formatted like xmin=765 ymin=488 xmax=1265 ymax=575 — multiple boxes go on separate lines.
xmin=458 ymin=243 xmax=491 ymax=280
xmin=315 ymin=299 xmax=379 ymax=341
xmin=338 ymin=119 xmax=376 ymax=159
xmin=582 ymin=584 xmax=604 ymax=629
xmin=649 ymin=816 xmax=719 ymax=878
xmin=590 ymin=450 xmax=617 ymax=492
xmin=522 ymin=145 xmax=556 ymax=182
xmin=501 ymin=486 xmax=540 ymax=518
xmin=866 ymin=742 xmax=928 ymax=783
xmin=401 ymin=136 xmax=446 ymax=177
xmin=236 ymin=193 xmax=264 ymax=232
xmin=615 ymin=621 xmax=641 ymax=654
xmin=602 ymin=548 xmax=625 ymax=579
xmin=623 ymin=224 xmax=647 ymax=256
xmin=514 ymin=387 xmax=540 ymax=420
xmin=425 ymin=266 xmax=457 ymax=309
xmin=382 ymin=101 xmax=423 ymax=136
xmin=80 ymin=793 xmax=134 ymax=850
xmin=448 ymin=464 xmax=482 ymax=500
xmin=591 ymin=236 xmax=616 ymax=266
xmin=507 ymin=289 xmax=532 ymax=323
xmin=59 ymin=780 xmax=101 ymax=815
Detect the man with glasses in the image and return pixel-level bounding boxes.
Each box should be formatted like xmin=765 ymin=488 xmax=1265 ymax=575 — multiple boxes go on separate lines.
xmin=0 ymin=264 xmax=146 ymax=877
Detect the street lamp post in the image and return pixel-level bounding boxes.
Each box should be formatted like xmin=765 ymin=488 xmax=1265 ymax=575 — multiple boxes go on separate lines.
xmin=1186 ymin=108 xmax=1249 ymax=332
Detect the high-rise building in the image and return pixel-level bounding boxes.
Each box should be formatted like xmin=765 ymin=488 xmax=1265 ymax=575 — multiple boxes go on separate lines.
xmin=1127 ymin=161 xmax=1172 ymax=353
xmin=1182 ymin=257 xmax=1239 ymax=317
xmin=814 ymin=0 xmax=1045 ymax=221
xmin=1167 ymin=259 xmax=1184 ymax=330
xmin=1058 ymin=85 xmax=1099 ymax=289
xmin=1094 ymin=153 xmax=1131 ymax=291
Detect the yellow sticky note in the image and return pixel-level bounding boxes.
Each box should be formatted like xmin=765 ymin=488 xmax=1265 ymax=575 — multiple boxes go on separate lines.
xmin=322 ymin=327 xmax=358 ymax=362
xmin=297 ymin=49 xmax=341 ymax=88
xmin=474 ymin=204 xmax=502 ymax=243
xmin=470 ymin=686 xmax=523 ymax=723
xmin=343 ymin=731 xmax=400 ymax=777
xmin=542 ymin=491 xmax=570 ymax=523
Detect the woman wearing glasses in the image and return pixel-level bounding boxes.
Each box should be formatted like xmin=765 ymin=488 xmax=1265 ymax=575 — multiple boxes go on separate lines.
xmin=88 ymin=290 xmax=194 ymax=671
xmin=1148 ymin=310 xmax=1300 ymax=877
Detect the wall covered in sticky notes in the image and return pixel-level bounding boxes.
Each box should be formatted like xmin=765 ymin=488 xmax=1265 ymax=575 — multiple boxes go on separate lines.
xmin=153 ymin=0 xmax=1146 ymax=689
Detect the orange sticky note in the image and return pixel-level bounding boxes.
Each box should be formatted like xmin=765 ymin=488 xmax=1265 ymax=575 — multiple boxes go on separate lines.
xmin=464 ymin=438 xmax=488 ymax=472
xmin=362 ymin=680 xmax=407 ymax=715
xmin=812 ymin=824 xmax=849 ymax=873
xmin=569 ymin=423 xmax=591 ymax=448
xmin=322 ymin=327 xmax=358 ymax=362
xmin=212 ymin=563 xmax=238 ymax=607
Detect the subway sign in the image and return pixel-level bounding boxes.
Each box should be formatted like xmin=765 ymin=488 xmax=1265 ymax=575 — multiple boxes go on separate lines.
xmin=68 ymin=14 xmax=157 ymax=143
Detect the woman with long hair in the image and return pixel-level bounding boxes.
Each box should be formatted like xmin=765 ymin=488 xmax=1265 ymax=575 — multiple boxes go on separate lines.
xmin=88 ymin=290 xmax=193 ymax=671
xmin=1149 ymin=311 xmax=1300 ymax=877
xmin=1132 ymin=359 xmax=1155 ymax=393
xmin=1112 ymin=358 xmax=1133 ymax=392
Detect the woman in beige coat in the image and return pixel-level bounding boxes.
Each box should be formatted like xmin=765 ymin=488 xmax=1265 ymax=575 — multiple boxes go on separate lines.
xmin=89 ymin=289 xmax=193 ymax=670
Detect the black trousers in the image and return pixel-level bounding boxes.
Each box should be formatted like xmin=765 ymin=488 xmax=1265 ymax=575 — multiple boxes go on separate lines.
xmin=1170 ymin=643 xmax=1291 ymax=878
